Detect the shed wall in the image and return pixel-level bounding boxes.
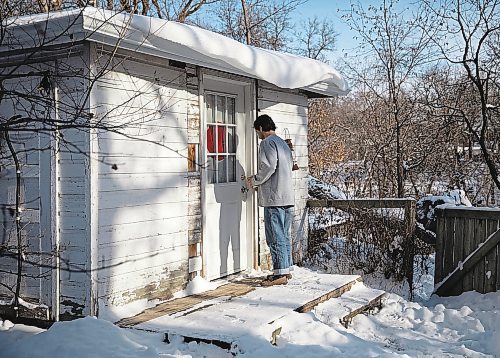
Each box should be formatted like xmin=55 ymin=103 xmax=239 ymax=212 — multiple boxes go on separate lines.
xmin=0 ymin=99 xmax=48 ymax=304
xmin=257 ymin=82 xmax=309 ymax=266
xmin=0 ymin=50 xmax=92 ymax=320
xmin=91 ymin=49 xmax=191 ymax=306
xmin=56 ymin=51 xmax=93 ymax=318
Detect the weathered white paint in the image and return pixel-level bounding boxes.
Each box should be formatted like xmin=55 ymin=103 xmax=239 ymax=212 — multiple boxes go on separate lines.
xmin=189 ymin=256 xmax=203 ymax=273
xmin=91 ymin=51 xmax=191 ymax=305
xmin=0 ymin=63 xmax=53 ymax=307
xmin=56 ymin=52 xmax=93 ymax=318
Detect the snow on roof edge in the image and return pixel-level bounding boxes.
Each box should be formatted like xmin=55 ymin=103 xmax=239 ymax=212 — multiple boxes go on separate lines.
xmin=9 ymin=8 xmax=349 ymax=97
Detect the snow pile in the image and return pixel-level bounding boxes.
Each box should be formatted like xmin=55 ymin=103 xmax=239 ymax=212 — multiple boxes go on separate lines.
xmin=448 ymin=189 xmax=473 ymax=207
xmin=178 ymin=276 xmax=221 ymax=297
xmin=1 ymin=287 xmax=499 ymax=357
xmin=308 ymin=175 xmax=347 ymax=200
xmin=0 ymin=316 xmax=160 ymax=358
xmin=8 ymin=8 xmax=349 ymax=97
xmin=416 ymin=190 xmax=473 ymax=235
xmin=347 ymin=291 xmax=500 ymax=357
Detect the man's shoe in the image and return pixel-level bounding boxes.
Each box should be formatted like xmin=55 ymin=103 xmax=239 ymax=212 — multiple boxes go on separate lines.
xmin=261 ymin=275 xmax=288 ymax=287
xmin=267 ymin=273 xmax=292 ymax=280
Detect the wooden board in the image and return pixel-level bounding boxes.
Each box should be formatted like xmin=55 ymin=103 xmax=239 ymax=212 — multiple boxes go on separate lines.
xmin=462 ymin=217 xmax=475 ymax=292
xmin=451 ymin=217 xmax=464 ymax=296
xmin=435 ymin=216 xmax=445 ymax=284
xmin=443 ymin=216 xmax=455 ymax=279
xmin=311 ymin=283 xmax=386 ymax=328
xmin=119 ymin=272 xmax=385 ymax=354
xmin=128 ymin=272 xmax=361 ymax=339
xmin=116 ymin=279 xmax=261 ymax=327
xmin=473 ymin=219 xmax=486 ymax=293
xmin=485 ymin=219 xmax=499 ymax=293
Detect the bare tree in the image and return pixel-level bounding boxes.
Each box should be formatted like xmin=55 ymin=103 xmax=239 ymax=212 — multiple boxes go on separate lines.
xmin=211 ymin=0 xmax=304 ymax=50
xmin=339 ymin=0 xmax=438 ymax=197
xmin=293 ymin=16 xmax=337 ymax=61
xmin=421 ymin=0 xmax=500 ymax=192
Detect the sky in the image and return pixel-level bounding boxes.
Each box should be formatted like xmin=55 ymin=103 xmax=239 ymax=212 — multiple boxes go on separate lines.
xmin=294 ymin=0 xmax=355 ymax=56
xmin=293 ymin=0 xmax=420 ymax=62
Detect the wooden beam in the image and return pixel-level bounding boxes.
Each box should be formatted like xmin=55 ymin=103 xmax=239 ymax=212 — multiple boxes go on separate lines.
xmin=340 ymin=293 xmax=385 ymax=328
xmin=435 ymin=228 xmax=500 ymax=296
xmin=307 ymin=199 xmax=415 ymax=209
xmin=436 ymin=207 xmax=500 ymax=220
xmin=294 ymin=277 xmax=362 ymax=313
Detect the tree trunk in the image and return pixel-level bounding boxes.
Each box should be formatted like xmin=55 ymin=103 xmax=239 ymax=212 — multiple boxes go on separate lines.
xmin=3 ymin=130 xmax=23 ymax=313
xmin=241 ymin=0 xmax=252 ymax=45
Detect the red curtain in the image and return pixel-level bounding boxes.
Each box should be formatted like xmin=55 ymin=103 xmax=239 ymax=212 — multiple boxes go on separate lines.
xmin=207 ymin=126 xmax=225 ymax=160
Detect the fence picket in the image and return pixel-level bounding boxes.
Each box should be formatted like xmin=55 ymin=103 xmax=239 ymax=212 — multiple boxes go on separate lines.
xmin=485 ymin=219 xmax=499 ymax=293
xmin=462 ymin=218 xmax=474 ymax=292
xmin=473 ymin=219 xmax=486 ymax=293
xmin=443 ymin=216 xmax=455 ymax=280
xmin=497 ymin=242 xmax=500 ymax=292
xmin=435 ymin=214 xmax=445 ymax=285
xmin=452 ymin=217 xmax=464 ymax=295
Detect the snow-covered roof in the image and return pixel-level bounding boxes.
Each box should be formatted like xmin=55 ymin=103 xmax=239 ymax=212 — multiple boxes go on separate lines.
xmin=5 ymin=8 xmax=349 ymax=97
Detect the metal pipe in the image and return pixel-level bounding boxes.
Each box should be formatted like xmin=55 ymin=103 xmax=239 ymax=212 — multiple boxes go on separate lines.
xmin=53 ymin=63 xmax=61 ymax=322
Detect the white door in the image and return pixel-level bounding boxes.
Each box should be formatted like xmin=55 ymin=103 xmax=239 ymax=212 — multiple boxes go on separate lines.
xmin=203 ymin=79 xmax=250 ymax=280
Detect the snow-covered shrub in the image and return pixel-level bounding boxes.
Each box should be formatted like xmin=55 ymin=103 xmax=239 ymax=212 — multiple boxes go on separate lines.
xmin=308 ymin=205 xmax=433 ymax=297
xmin=416 ymin=190 xmax=472 ymax=234
xmin=307 ymin=178 xmax=433 ymax=297
xmin=308 ymin=175 xmax=347 ymax=200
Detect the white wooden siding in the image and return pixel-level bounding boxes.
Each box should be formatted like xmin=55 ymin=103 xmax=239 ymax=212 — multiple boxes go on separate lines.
xmin=56 ymin=52 xmax=93 ymax=318
xmin=257 ymin=82 xmax=310 ymax=265
xmin=92 ymin=52 xmax=190 ymax=305
xmin=0 ymin=64 xmax=53 ymax=306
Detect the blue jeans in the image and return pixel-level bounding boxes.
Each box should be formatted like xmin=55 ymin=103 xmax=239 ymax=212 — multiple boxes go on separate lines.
xmin=264 ymin=206 xmax=293 ymax=275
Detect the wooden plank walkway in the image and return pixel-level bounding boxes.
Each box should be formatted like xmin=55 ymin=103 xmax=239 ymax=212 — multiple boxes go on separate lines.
xmin=122 ymin=270 xmax=363 ymax=350
xmin=116 ymin=277 xmax=265 ymax=327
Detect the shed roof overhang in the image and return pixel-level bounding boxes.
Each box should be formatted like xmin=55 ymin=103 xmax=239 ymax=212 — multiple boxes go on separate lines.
xmin=6 ymin=8 xmax=349 ymax=97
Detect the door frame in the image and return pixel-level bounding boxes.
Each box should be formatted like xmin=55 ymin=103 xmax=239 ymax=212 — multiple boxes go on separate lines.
xmin=199 ymin=72 xmax=256 ymax=279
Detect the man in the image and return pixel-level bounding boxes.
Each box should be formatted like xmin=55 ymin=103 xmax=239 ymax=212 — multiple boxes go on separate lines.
xmin=247 ymin=114 xmax=294 ymax=286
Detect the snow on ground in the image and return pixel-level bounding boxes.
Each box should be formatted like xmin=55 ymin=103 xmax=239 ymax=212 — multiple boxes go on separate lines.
xmin=1 ymin=264 xmax=499 ymax=357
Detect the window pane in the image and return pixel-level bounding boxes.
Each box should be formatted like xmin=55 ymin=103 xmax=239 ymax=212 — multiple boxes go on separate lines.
xmin=207 ymin=155 xmax=216 ymax=184
xmin=216 ymin=96 xmax=226 ymax=123
xmin=206 ymin=94 xmax=215 ymax=123
xmin=218 ymin=126 xmax=226 ymax=154
xmin=227 ymin=127 xmax=236 ymax=153
xmin=227 ymin=97 xmax=235 ymax=124
xmin=228 ymin=155 xmax=236 ymax=182
xmin=207 ymin=124 xmax=217 ymax=154
xmin=218 ymin=157 xmax=227 ymax=183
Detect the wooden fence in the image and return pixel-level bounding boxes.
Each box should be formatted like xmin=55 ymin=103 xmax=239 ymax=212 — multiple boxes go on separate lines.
xmin=434 ymin=207 xmax=500 ymax=296
xmin=307 ymin=199 xmax=417 ymax=295
xmin=307 ymin=199 xmax=416 ymax=229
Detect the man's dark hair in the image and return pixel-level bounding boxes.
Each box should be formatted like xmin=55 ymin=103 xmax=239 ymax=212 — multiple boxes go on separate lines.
xmin=254 ymin=114 xmax=276 ymax=131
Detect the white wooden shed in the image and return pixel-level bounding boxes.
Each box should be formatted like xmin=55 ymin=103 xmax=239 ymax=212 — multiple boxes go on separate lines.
xmin=0 ymin=8 xmax=348 ymax=321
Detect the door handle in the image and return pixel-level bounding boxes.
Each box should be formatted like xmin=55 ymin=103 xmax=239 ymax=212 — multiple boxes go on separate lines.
xmin=241 ymin=175 xmax=251 ymax=194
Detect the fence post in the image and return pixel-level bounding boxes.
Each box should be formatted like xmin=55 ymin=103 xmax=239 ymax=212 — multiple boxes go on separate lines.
xmin=404 ymin=199 xmax=416 ymax=299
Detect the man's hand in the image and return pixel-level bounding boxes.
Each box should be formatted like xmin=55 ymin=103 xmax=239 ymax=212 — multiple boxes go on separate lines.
xmin=246 ymin=176 xmax=255 ymax=189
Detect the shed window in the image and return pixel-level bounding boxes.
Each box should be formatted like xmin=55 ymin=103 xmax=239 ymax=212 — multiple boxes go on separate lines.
xmin=206 ymin=94 xmax=236 ymax=184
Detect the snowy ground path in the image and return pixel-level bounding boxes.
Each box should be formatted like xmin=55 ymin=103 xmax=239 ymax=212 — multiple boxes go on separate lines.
xmin=1 ymin=267 xmax=499 ymax=357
